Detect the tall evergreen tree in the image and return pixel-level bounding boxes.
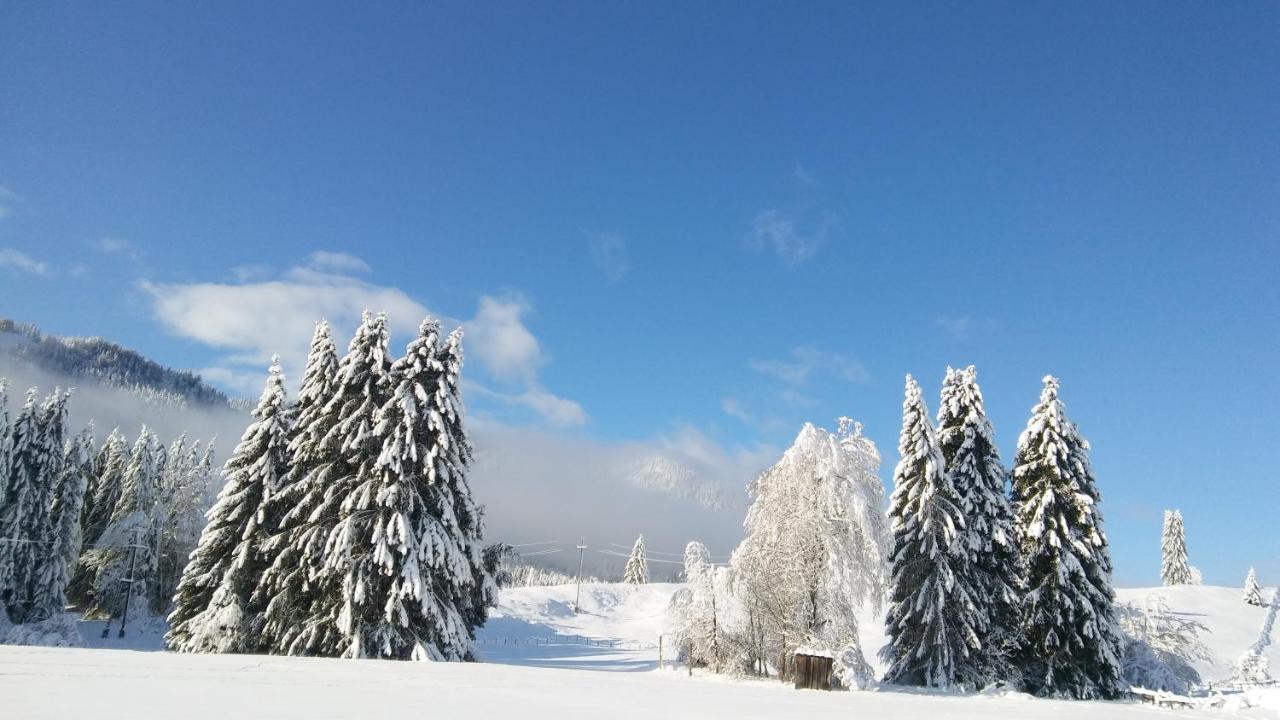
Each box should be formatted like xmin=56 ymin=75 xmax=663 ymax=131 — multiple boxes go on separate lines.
xmin=0 ymin=380 xmax=10 ymax=504
xmin=287 ymin=312 xmax=394 ymax=656
xmin=1244 ymin=568 xmax=1264 ymax=607
xmin=255 ymin=320 xmax=340 ymax=654
xmin=88 ymin=426 xmax=161 ymax=617
xmin=325 ymin=318 xmax=482 ymax=659
xmin=623 ymin=534 xmax=649 ymax=585
xmin=81 ymin=428 xmax=128 ymax=548
xmin=1011 ymin=376 xmax=1124 ymax=699
xmin=882 ymin=375 xmax=984 ymax=689
xmin=936 ymin=365 xmax=1021 ymax=682
xmin=168 ymin=359 xmax=290 ymax=653
xmin=28 ymin=418 xmax=90 ymax=622
xmin=0 ymin=389 xmax=66 ymax=622
xmin=70 ymin=427 xmax=128 ymax=604
xmin=1161 ymin=510 xmax=1193 ymax=586
xmin=434 ymin=328 xmax=495 ymax=637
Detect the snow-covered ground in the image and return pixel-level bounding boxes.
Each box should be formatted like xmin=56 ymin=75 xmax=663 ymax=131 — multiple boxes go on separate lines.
xmin=1 ymin=583 xmax=1277 ymax=719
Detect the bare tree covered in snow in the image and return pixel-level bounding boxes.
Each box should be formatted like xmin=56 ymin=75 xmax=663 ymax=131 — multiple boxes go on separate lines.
xmin=1117 ymin=595 xmax=1210 ymax=693
xmin=731 ymin=418 xmax=887 ymax=684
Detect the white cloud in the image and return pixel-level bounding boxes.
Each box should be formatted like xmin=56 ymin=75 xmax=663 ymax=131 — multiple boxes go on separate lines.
xmin=749 ymin=345 xmax=869 ymax=386
xmin=142 ymin=253 xmax=584 ymax=427
xmin=588 ymin=232 xmax=628 ymax=284
xmin=94 ymin=237 xmax=145 ymax=266
xmin=0 ymin=248 xmax=49 ymax=276
xmin=465 ymin=294 xmax=543 ymax=384
xmin=468 ymin=381 xmax=587 ymax=428
xmin=747 ymin=209 xmax=832 ymax=267
xmin=303 ymin=250 xmax=371 ymax=275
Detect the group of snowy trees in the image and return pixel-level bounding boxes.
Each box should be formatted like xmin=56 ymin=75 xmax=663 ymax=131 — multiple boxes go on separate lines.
xmin=0 ymin=381 xmax=214 ymax=637
xmin=166 ymin=313 xmax=495 ymax=662
xmin=0 ymin=384 xmax=215 ymax=627
xmin=883 ymin=369 xmax=1125 ymax=698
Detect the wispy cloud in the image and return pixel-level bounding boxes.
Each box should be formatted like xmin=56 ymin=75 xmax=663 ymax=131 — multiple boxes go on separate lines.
xmin=304 ymin=250 xmax=371 ymax=275
xmin=747 ymin=209 xmax=834 ymax=267
xmin=0 ymin=248 xmax=49 ymax=276
xmin=935 ymin=314 xmax=999 ymax=339
xmin=588 ymin=231 xmax=629 ymax=284
xmin=94 ymin=237 xmax=145 ymax=266
xmin=0 ymin=187 xmax=20 ymax=220
xmin=749 ymin=345 xmax=869 ymax=386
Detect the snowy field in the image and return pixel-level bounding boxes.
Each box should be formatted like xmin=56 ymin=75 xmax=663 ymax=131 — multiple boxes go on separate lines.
xmin=2 ymin=583 xmax=1277 ymax=719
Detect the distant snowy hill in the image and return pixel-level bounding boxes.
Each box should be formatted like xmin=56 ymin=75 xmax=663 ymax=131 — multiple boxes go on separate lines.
xmin=0 ymin=318 xmax=233 ymax=408
xmin=625 ymin=457 xmax=746 ymax=512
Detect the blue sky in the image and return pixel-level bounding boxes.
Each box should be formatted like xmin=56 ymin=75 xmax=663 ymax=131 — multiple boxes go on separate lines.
xmin=1 ymin=1 xmax=1277 ymax=585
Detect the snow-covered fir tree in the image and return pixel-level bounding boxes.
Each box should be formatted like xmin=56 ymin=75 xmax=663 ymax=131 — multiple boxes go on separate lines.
xmin=732 ymin=418 xmax=888 ymax=682
xmin=1245 ymin=568 xmax=1265 ymax=606
xmin=27 ymin=417 xmax=89 ymax=623
xmin=69 ymin=428 xmax=128 ymax=604
xmin=935 ymin=365 xmax=1020 ymax=682
xmin=1161 ymin=510 xmax=1193 ymax=586
xmin=623 ymin=534 xmax=649 ymax=585
xmin=288 ymin=311 xmax=394 ymax=656
xmin=153 ymin=435 xmax=219 ymax=614
xmin=0 ymin=380 xmax=9 ymax=506
xmin=1011 ymin=376 xmax=1124 ymax=699
xmin=431 ymin=327 xmax=495 ymax=639
xmin=0 ymin=389 xmax=67 ymax=622
xmin=254 ymin=320 xmax=340 ymax=654
xmin=88 ymin=426 xmax=161 ymax=617
xmin=168 ymin=359 xmax=290 ymax=654
xmin=80 ymin=428 xmax=128 ymax=549
xmin=323 ymin=318 xmax=485 ymax=660
xmin=882 ymin=375 xmax=983 ymax=689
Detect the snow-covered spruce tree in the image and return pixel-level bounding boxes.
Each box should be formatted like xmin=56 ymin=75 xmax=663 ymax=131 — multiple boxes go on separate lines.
xmin=0 ymin=389 xmax=68 ymax=622
xmin=87 ymin=426 xmax=161 ymax=617
xmin=69 ymin=428 xmax=128 ymax=605
xmin=623 ymin=535 xmax=649 ymax=585
xmin=882 ymin=375 xmax=983 ymax=689
xmin=1245 ymin=568 xmax=1265 ymax=606
xmin=254 ymin=320 xmax=340 ymax=655
xmin=27 ymin=417 xmax=89 ymax=623
xmin=432 ymin=327 xmax=495 ymax=638
xmin=168 ymin=359 xmax=290 ymax=654
xmin=80 ymin=428 xmax=128 ymax=549
xmin=288 ymin=312 xmax=394 ymax=656
xmin=1011 ymin=376 xmax=1124 ymax=699
xmin=732 ymin=418 xmax=888 ymax=682
xmin=935 ymin=365 xmax=1020 ymax=682
xmin=1161 ymin=510 xmax=1192 ymax=586
xmin=1116 ymin=595 xmax=1211 ymax=693
xmin=324 ymin=317 xmax=488 ymax=660
xmin=0 ymin=380 xmax=9 ymax=503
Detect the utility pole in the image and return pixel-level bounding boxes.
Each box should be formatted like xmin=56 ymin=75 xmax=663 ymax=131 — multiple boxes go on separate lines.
xmin=573 ymin=537 xmax=587 ymax=614
xmin=118 ymin=528 xmax=141 ymax=638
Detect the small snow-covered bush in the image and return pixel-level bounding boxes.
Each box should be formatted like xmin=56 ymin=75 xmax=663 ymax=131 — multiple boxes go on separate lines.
xmin=2 ymin=613 xmax=83 ymax=648
xmin=1117 ymin=595 xmax=1211 ymax=693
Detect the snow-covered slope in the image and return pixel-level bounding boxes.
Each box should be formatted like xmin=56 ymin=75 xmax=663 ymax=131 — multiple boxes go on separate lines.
xmin=5 ymin=583 xmax=1277 ymax=719
xmin=4 ymin=644 xmax=1266 ymax=720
